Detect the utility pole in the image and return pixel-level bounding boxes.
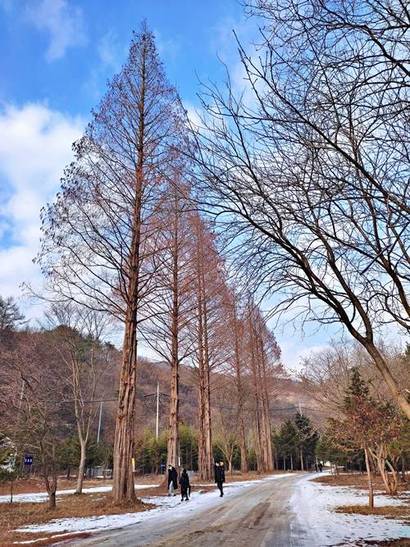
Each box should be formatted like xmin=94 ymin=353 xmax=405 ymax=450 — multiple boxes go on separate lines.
xmin=97 ymin=401 xmax=103 ymax=443
xmin=144 ymin=384 xmax=169 ymax=439
xmin=156 ymin=381 xmax=160 ymax=440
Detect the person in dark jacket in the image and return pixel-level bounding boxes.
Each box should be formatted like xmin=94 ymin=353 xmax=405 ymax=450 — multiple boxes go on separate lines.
xmin=167 ymin=465 xmax=178 ymax=496
xmin=179 ymin=468 xmax=190 ymax=501
xmin=214 ymin=461 xmax=225 ymax=497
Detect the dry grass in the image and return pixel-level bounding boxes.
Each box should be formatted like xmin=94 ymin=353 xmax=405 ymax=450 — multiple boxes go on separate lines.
xmin=0 ymin=491 xmax=153 ymax=546
xmin=313 ymin=472 xmax=409 ymax=493
xmin=0 ymin=473 xmax=163 ymax=497
xmin=335 ymin=504 xmax=410 ymax=520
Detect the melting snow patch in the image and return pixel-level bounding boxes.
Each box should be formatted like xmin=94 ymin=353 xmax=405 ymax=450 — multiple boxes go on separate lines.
xmin=292 ymin=474 xmax=410 ymax=546
xmin=0 ymin=484 xmax=158 ymax=504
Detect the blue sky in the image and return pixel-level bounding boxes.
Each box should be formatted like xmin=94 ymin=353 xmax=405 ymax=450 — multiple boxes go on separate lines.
xmin=0 ymin=0 xmax=244 ymax=114
xmin=0 ymin=0 xmax=334 ymax=369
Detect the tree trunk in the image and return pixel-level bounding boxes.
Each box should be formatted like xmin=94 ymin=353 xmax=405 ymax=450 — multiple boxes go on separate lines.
xmin=75 ymin=438 xmax=87 ymax=494
xmin=112 ymin=34 xmax=148 ymax=504
xmin=167 ymin=187 xmax=181 ymax=469
xmin=300 ymin=449 xmax=304 ymax=471
xmin=195 ymin=222 xmax=213 ymax=481
xmin=202 ymin=298 xmax=213 ymax=481
xmin=232 ymin=301 xmax=248 ymax=474
xmin=44 ymin=472 xmax=57 ymax=510
xmin=112 ymin=314 xmax=138 ymax=504
xmin=290 ymin=454 xmax=294 ymax=472
xmin=48 ymin=491 xmax=56 ymax=509
xmin=364 ymin=447 xmax=374 ymax=509
xmin=167 ymin=353 xmax=179 ymax=468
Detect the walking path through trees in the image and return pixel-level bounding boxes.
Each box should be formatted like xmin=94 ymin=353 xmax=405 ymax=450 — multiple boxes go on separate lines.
xmin=53 ymin=473 xmax=407 ymax=546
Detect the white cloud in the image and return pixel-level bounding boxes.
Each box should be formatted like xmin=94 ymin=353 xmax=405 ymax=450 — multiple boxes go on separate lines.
xmin=0 ymin=103 xmax=84 ymax=313
xmin=279 ymin=338 xmax=332 ymax=374
xmin=26 ymin=0 xmax=87 ymax=61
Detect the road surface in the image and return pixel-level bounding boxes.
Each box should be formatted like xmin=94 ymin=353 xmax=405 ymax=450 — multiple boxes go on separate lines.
xmin=74 ymin=474 xmax=316 ymax=546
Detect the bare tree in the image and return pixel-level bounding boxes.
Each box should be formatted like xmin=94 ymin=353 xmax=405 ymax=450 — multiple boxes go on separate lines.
xmin=180 ymin=214 xmax=229 ymax=479
xmin=1 ymin=333 xmax=67 ymax=508
xmin=45 ymin=304 xmax=115 ymax=494
xmin=37 ymin=26 xmax=188 ymax=502
xmin=228 ymin=293 xmax=249 ymax=473
xmin=140 ymin=177 xmax=195 ymax=468
xmin=193 ymin=0 xmax=410 ymax=417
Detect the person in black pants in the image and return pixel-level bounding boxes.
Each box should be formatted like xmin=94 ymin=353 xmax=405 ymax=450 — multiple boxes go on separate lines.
xmin=167 ymin=465 xmax=178 ymax=496
xmin=214 ymin=461 xmax=225 ymax=497
xmin=179 ymin=468 xmax=190 ymax=501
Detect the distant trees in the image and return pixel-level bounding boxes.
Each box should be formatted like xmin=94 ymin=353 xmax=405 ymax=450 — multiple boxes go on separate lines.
xmin=194 ymin=0 xmax=410 ymax=418
xmin=0 ymin=434 xmax=17 ymax=503
xmin=0 ymin=296 xmax=24 ymax=331
xmin=294 ymin=412 xmax=318 ymax=472
xmin=274 ymin=413 xmax=318 ymax=472
xmin=1 ymin=333 xmax=67 ymax=508
xmin=45 ymin=304 xmax=116 ymax=494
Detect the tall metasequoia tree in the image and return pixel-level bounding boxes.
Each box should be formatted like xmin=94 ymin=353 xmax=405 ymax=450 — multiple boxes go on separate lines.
xmin=38 ymin=27 xmax=187 ymax=502
xmin=195 ymin=0 xmax=410 ymax=418
xmin=245 ymin=300 xmax=280 ymax=472
xmin=224 ymin=292 xmax=249 ymax=473
xmin=192 ymin=215 xmax=213 ymax=480
xmin=140 ymin=177 xmax=194 ymax=468
xmin=191 ymin=215 xmax=229 ymax=479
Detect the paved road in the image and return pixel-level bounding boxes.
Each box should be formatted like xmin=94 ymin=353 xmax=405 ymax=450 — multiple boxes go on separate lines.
xmin=74 ymin=474 xmax=316 ymax=547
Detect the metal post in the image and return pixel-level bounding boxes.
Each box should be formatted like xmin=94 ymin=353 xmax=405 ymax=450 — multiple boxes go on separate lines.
xmin=155 ymin=382 xmax=160 ymax=440
xmin=97 ymin=401 xmax=103 ymax=443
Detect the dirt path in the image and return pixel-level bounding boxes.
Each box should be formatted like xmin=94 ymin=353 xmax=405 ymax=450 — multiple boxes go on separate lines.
xmin=74 ymin=474 xmax=314 ymax=547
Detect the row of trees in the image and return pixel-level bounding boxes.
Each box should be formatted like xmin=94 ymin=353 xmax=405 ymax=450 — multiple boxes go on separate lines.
xmin=32 ymin=25 xmax=288 ymax=503
xmin=135 ymin=411 xmax=319 ymax=476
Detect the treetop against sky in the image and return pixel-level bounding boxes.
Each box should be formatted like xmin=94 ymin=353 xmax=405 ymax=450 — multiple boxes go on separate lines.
xmin=0 ymin=0 xmax=381 ymax=369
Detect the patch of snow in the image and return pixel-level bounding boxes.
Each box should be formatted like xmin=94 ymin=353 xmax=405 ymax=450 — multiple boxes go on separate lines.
xmin=292 ymin=474 xmax=410 ymax=546
xmin=15 ymin=474 xmax=292 ymax=534
xmin=0 ymin=484 xmax=158 ymax=504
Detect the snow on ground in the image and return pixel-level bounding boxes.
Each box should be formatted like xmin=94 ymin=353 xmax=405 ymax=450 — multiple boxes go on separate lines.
xmin=292 ymin=474 xmax=410 ymax=546
xmin=15 ymin=474 xmax=291 ymax=535
xmin=0 ymin=484 xmax=159 ymax=504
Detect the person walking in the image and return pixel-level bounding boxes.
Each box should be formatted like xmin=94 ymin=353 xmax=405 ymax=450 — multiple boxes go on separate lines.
xmin=215 ymin=460 xmax=225 ymax=497
xmin=167 ymin=465 xmax=178 ymax=496
xmin=179 ymin=468 xmax=190 ymax=501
